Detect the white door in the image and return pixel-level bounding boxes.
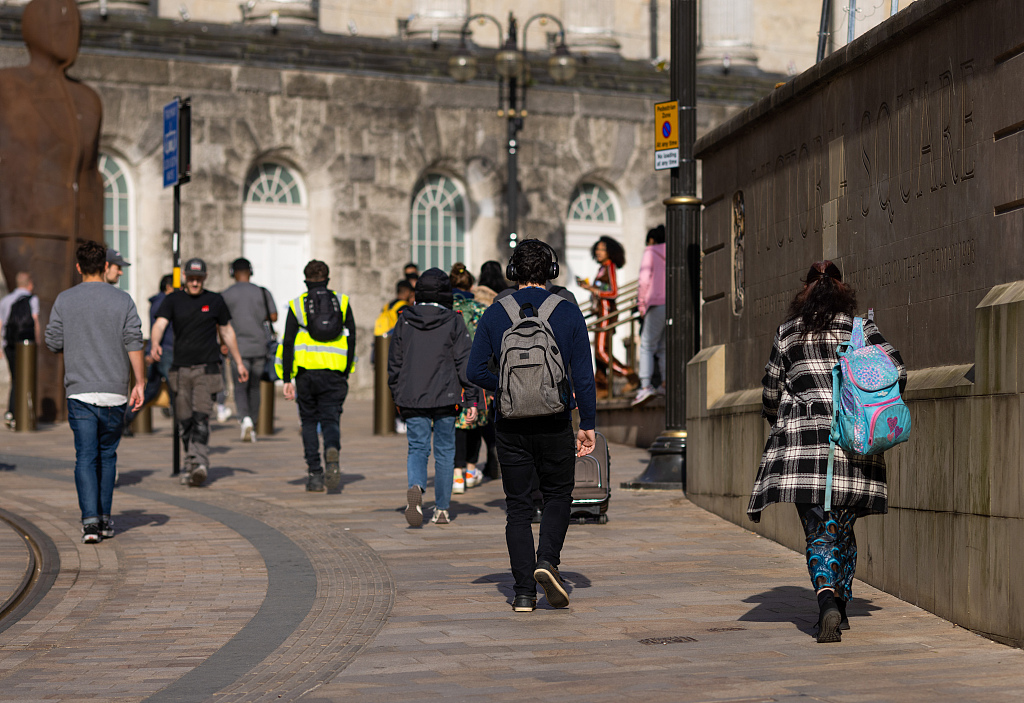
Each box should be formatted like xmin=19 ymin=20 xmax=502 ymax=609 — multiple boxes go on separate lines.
xmin=242 ymin=165 xmax=310 ymax=336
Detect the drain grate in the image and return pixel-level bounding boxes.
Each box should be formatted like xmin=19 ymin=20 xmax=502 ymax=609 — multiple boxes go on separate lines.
xmin=638 ymin=635 xmax=698 ymax=645
xmin=706 ymin=626 xmax=747 ymax=632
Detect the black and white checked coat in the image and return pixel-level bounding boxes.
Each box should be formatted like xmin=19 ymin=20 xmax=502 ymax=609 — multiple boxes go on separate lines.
xmin=747 ymin=313 xmax=907 ymax=522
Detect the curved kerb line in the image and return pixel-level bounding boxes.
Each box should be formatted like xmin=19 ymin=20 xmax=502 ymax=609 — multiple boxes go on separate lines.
xmin=132 ymin=489 xmax=317 ymax=703
xmin=0 ymin=455 xmax=317 ymax=703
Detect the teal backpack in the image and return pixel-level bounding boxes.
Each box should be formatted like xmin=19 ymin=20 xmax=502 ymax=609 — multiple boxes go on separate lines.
xmin=825 ymin=313 xmax=911 ymax=511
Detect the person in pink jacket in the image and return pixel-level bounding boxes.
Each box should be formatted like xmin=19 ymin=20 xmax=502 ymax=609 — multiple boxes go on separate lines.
xmin=633 ymin=225 xmax=666 ymax=406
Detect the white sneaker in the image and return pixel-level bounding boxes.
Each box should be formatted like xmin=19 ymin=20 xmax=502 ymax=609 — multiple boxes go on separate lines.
xmin=452 ymin=468 xmax=466 ymax=494
xmin=241 ymin=417 xmax=254 ymax=442
xmin=466 ymin=467 xmax=484 ymax=488
xmin=217 ymin=404 xmax=233 ymax=423
xmin=430 ymin=508 xmax=450 ymax=525
xmin=631 ymin=386 xmax=657 ymax=406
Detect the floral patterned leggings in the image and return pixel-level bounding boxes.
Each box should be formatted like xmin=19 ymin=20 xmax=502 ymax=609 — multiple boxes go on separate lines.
xmin=795 ymin=503 xmax=858 ymax=601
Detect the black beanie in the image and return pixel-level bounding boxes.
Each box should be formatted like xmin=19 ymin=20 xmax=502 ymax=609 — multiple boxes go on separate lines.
xmin=415 ymin=267 xmax=453 ymax=308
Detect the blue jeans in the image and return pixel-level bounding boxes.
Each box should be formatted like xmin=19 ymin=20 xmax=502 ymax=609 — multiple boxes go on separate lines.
xmin=638 ymin=304 xmax=666 ymax=388
xmin=67 ymin=398 xmax=126 ymax=524
xmin=405 ymin=414 xmax=456 ymax=511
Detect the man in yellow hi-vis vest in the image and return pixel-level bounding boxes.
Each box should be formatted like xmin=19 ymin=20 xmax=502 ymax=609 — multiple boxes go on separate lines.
xmin=276 ymin=260 xmax=356 ymax=492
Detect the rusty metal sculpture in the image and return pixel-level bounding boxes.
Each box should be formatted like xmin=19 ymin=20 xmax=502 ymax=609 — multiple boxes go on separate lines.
xmin=0 ymin=0 xmax=103 ymax=421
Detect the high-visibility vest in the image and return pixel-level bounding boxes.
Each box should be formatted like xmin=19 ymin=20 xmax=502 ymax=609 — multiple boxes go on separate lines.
xmin=275 ymin=291 xmax=351 ymax=379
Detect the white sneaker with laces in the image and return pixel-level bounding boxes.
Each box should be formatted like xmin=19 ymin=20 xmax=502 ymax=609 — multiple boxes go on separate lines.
xmin=241 ymin=417 xmax=254 ymax=442
xmin=431 ymin=508 xmax=450 ymax=525
xmin=631 ymin=386 xmax=657 ymax=406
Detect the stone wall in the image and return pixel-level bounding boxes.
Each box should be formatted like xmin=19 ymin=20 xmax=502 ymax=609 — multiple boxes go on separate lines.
xmin=0 ymin=25 xmax=705 ymax=400
xmin=688 ymin=0 xmax=1024 ymax=647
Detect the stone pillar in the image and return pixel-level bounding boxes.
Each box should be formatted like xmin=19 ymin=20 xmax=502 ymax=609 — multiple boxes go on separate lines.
xmin=405 ymin=0 xmax=468 ymax=41
xmin=241 ymin=0 xmax=318 ymax=27
xmin=562 ymin=0 xmax=620 ymax=54
xmin=697 ymin=0 xmax=757 ymax=73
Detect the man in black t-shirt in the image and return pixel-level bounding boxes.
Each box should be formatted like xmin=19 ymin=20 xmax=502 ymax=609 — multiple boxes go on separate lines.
xmin=151 ymin=258 xmax=248 ymax=486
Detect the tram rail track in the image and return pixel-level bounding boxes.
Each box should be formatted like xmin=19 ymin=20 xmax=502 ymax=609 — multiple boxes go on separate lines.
xmin=0 ymin=508 xmax=60 ymax=635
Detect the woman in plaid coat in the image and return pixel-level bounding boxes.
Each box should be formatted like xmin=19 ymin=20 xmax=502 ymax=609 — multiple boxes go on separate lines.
xmin=748 ymin=260 xmax=906 ymax=643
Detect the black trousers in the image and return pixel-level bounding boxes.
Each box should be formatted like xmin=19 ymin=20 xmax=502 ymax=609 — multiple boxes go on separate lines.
xmin=296 ymin=370 xmax=348 ymax=472
xmin=454 ymin=427 xmax=482 ymax=469
xmin=497 ymin=420 xmax=576 ymax=597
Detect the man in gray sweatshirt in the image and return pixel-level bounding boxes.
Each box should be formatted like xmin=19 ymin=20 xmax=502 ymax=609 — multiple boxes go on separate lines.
xmin=45 ymin=241 xmax=145 ymax=544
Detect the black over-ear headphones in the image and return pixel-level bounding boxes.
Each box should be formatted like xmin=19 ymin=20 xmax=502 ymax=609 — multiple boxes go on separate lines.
xmin=506 ymin=239 xmax=560 ymax=282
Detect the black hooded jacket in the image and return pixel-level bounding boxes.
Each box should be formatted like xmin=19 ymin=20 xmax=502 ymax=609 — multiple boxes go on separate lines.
xmin=387 ymin=302 xmax=479 ymax=415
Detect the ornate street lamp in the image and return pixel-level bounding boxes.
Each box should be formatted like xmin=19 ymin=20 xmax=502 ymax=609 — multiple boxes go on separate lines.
xmin=449 ymin=12 xmax=576 ymax=249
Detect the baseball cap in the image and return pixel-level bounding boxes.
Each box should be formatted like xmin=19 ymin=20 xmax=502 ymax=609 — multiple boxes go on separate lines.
xmin=106 ymin=249 xmax=131 ymax=267
xmin=230 ymin=257 xmax=252 ymax=275
xmin=184 ymin=258 xmax=207 ymax=277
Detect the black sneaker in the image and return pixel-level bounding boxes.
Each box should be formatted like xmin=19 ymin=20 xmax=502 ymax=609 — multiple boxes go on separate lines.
xmin=82 ymin=523 xmax=102 ymax=544
xmin=512 ymin=594 xmax=537 ymax=612
xmin=835 ymin=597 xmax=851 ymax=630
xmin=306 ymin=471 xmax=325 ymax=492
xmin=816 ymin=592 xmax=842 ymax=643
xmin=534 ymin=561 xmax=569 ymax=608
xmin=99 ymin=518 xmax=115 ymax=539
xmin=325 ymin=447 xmax=341 ymax=491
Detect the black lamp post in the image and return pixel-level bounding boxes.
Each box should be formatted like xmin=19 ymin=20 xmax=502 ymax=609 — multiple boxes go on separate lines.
xmin=449 ymin=12 xmax=577 ymax=250
xmin=623 ymin=0 xmax=699 ymax=491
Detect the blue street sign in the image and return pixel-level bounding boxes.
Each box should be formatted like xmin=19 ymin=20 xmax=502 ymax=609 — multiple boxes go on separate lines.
xmin=163 ymin=100 xmax=179 ymax=188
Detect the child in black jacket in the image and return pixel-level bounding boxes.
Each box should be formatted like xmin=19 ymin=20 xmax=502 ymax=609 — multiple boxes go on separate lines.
xmin=388 ymin=268 xmax=479 ymax=526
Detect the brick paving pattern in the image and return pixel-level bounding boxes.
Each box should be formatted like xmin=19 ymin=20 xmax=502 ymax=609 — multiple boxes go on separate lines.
xmin=0 ymin=399 xmax=1022 ymax=701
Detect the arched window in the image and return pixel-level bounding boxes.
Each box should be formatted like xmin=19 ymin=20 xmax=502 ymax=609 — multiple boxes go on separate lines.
xmin=410 ymin=174 xmax=466 ymax=272
xmin=242 ymin=163 xmax=309 ymax=333
xmin=245 ymin=163 xmax=302 ymax=204
xmin=568 ymin=183 xmax=618 ymax=223
xmin=99 ymin=153 xmax=132 ymax=294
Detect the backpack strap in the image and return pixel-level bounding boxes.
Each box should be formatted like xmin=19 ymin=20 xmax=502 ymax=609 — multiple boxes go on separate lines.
xmin=848 ymin=316 xmax=865 ymax=350
xmin=825 ymin=362 xmax=842 ymax=513
xmin=537 ymin=294 xmax=563 ymax=321
xmin=498 ymin=295 xmax=522 ymax=323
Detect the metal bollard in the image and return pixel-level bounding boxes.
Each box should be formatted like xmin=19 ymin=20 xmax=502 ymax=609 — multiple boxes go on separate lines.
xmin=130 ymin=363 xmax=152 ymax=434
xmin=14 ymin=340 xmax=36 ymax=432
xmin=131 ymin=404 xmax=152 ymax=434
xmin=257 ymin=379 xmax=275 ymax=437
xmin=373 ymin=335 xmax=395 ymax=435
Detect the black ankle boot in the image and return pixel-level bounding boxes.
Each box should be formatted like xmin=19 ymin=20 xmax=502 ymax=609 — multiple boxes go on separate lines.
xmin=835 ymin=597 xmax=850 ymax=630
xmin=816 ymin=590 xmax=842 ymax=643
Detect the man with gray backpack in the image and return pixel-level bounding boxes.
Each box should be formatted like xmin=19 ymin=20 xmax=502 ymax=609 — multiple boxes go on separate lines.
xmin=468 ymin=239 xmax=597 ymax=612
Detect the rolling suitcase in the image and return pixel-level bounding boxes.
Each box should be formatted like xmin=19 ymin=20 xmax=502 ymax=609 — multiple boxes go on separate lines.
xmin=570 ymin=431 xmax=610 ymax=523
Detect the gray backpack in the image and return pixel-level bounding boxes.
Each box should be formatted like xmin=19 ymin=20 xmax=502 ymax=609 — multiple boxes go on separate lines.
xmin=497 ymin=295 xmax=571 ymax=419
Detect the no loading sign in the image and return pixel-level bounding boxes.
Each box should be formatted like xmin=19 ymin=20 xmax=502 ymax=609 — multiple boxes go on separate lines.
xmin=654 ymin=101 xmax=679 ymax=170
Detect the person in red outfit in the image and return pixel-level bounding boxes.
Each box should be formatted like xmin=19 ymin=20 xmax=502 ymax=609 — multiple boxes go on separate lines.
xmin=581 ymin=236 xmax=637 ymax=397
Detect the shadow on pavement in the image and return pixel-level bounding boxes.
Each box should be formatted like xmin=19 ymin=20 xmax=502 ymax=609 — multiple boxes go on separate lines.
xmin=113 ymin=508 xmax=170 ymax=533
xmin=204 ymin=466 xmax=256 ymax=485
xmin=116 ymin=469 xmax=154 ymax=487
xmin=472 ymin=570 xmax=591 ymax=602
xmin=738 ymin=585 xmax=882 ymax=635
xmin=0 ymin=462 xmax=15 ymax=472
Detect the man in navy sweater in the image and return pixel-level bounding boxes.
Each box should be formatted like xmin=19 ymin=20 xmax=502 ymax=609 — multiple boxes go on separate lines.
xmin=468 ymin=239 xmax=596 ymax=612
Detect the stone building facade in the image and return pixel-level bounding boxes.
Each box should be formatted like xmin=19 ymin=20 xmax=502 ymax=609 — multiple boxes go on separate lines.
xmin=0 ymin=5 xmax=778 ymax=400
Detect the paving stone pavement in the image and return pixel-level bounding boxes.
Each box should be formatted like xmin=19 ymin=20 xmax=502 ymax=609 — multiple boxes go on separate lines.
xmin=1 ymin=397 xmax=1023 ymax=702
